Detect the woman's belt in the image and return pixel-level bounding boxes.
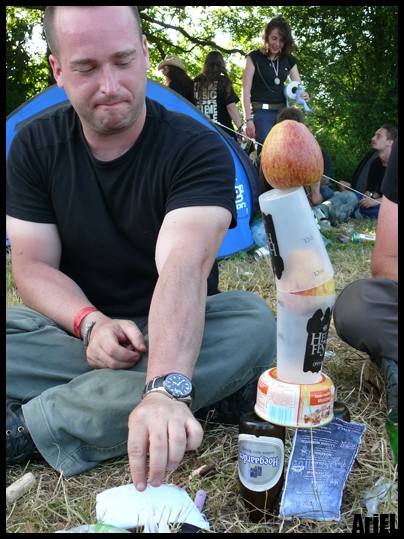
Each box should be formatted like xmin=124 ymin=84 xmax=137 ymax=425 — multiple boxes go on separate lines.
xmin=251 ymin=102 xmax=283 ymax=110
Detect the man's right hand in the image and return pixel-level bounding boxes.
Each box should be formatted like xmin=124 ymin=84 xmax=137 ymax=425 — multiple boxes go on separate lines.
xmin=128 ymin=393 xmax=204 ymax=491
xmin=85 ymin=318 xmax=147 ymax=369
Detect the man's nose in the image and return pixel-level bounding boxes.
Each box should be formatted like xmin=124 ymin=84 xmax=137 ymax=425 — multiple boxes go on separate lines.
xmin=100 ymin=65 xmax=119 ymax=95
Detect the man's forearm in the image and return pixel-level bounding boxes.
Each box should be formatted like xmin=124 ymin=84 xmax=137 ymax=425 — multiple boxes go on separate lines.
xmin=372 ymin=257 xmax=398 ymax=282
xmin=13 ymin=262 xmax=96 ymax=334
xmin=145 ymin=261 xmax=207 ymax=381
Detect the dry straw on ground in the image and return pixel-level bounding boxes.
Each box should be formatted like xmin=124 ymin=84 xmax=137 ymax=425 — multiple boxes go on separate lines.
xmin=6 ymin=218 xmax=398 ymax=533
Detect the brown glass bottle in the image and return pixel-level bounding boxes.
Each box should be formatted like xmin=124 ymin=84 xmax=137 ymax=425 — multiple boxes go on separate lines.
xmin=238 ymin=412 xmax=285 ymax=523
xmin=333 ymin=401 xmax=351 ymax=422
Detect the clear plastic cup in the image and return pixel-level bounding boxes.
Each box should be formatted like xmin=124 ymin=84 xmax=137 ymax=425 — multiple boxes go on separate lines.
xmin=258 ymin=187 xmax=334 ymax=292
xmin=276 ymin=289 xmax=335 ymax=384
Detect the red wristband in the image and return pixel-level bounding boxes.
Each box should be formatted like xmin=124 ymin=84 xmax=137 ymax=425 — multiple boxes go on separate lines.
xmin=73 ymin=306 xmax=98 ymax=338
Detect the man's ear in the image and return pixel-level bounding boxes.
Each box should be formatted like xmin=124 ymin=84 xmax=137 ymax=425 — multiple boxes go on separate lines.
xmin=49 ymin=55 xmax=64 ymax=88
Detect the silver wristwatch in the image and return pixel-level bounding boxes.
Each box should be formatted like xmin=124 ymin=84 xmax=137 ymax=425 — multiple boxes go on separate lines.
xmin=142 ymin=373 xmax=195 ymax=407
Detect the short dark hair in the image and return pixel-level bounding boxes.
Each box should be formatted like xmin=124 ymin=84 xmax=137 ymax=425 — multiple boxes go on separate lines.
xmin=380 ymin=124 xmax=398 ymax=142
xmin=44 ymin=6 xmax=142 ymax=57
xmin=276 ymin=106 xmax=305 ymax=125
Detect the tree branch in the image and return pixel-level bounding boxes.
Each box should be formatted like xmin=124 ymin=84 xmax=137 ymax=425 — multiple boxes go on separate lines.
xmin=141 ymin=12 xmax=245 ymax=56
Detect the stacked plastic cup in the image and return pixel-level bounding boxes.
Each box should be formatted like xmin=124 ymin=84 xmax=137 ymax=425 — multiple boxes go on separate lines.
xmin=258 ymin=186 xmax=335 ymax=385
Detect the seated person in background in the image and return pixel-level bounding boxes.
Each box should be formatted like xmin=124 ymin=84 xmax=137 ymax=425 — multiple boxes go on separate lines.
xmin=333 ymin=138 xmax=398 ymax=413
xmin=319 ymin=150 xmax=335 ymax=201
xmin=317 ymin=190 xmax=358 ymax=226
xmin=340 ymin=124 xmax=397 ymax=219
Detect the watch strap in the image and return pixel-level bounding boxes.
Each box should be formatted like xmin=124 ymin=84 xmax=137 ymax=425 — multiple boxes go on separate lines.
xmin=142 ymin=374 xmax=194 ymax=407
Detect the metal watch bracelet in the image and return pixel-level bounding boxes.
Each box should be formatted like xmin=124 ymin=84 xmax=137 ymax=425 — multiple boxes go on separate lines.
xmin=82 ymin=321 xmax=96 ymax=349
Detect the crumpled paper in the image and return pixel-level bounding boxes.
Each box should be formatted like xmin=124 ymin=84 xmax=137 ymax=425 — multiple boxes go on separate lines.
xmin=363 ymin=477 xmax=398 ymax=516
xmin=96 ymin=484 xmax=209 ymax=532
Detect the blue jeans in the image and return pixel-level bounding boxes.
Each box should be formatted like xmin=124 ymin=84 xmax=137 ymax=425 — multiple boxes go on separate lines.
xmin=6 ymin=291 xmax=276 ymax=476
xmin=253 ymin=109 xmax=281 ymax=154
xmin=354 ymin=192 xmax=380 ymax=219
xmin=320 ymin=185 xmax=335 ymax=201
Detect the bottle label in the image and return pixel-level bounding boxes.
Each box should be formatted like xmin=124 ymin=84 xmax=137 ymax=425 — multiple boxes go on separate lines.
xmin=238 ymin=434 xmax=284 ymax=492
xmin=352 ymin=233 xmax=376 ymax=244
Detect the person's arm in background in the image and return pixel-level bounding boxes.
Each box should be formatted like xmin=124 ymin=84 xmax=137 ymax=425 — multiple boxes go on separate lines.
xmin=226 ymin=101 xmax=243 ymax=132
xmin=359 ymin=160 xmax=383 ymax=208
xmin=338 ymin=181 xmax=351 ymax=192
xmin=305 ymin=181 xmax=323 ymax=206
xmin=371 ymin=195 xmax=397 ymax=281
xmin=242 ymin=56 xmax=255 ymax=141
xmin=371 ymin=138 xmax=398 ymax=281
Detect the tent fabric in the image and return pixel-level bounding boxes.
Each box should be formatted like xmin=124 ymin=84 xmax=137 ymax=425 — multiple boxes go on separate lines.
xmin=6 ymin=80 xmax=257 ymax=258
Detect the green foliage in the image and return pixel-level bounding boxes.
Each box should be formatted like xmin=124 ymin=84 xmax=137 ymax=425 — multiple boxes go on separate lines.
xmin=288 ymin=5 xmax=398 ymax=183
xmin=6 ymin=6 xmax=49 ymax=116
xmin=6 ymin=6 xmax=398 ymax=182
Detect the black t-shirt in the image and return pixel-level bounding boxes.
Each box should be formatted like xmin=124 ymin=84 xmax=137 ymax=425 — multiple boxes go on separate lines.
xmin=247 ymin=49 xmax=297 ymax=105
xmin=367 ymin=157 xmax=386 ymax=197
xmin=169 ymin=79 xmax=195 ymax=104
xmin=381 ymin=138 xmax=398 ymax=204
xmin=6 ymin=98 xmax=236 ymax=317
xmin=194 ymin=75 xmax=240 ymax=139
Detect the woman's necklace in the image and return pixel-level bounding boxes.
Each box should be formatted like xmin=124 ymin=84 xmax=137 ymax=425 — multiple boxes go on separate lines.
xmin=269 ymin=55 xmax=280 ymax=85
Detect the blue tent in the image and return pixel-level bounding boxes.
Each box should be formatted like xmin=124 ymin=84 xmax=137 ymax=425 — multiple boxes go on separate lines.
xmin=6 ymin=80 xmax=257 ymax=258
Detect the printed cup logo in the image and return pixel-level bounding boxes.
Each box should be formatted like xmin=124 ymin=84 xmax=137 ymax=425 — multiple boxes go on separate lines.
xmin=235 ymin=180 xmax=248 ymax=219
xmin=303 ymin=307 xmax=332 ymax=374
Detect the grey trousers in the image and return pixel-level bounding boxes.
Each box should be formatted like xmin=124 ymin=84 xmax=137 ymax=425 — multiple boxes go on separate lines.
xmin=6 ymin=290 xmax=276 ymax=477
xmin=333 ymin=278 xmax=398 ymax=362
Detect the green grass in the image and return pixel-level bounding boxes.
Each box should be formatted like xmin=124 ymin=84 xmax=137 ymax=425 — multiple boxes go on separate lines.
xmin=6 ymin=218 xmax=398 ymax=533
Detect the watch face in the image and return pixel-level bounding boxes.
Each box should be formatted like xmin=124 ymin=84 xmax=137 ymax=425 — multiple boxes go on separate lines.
xmin=164 ymin=373 xmax=193 ymax=398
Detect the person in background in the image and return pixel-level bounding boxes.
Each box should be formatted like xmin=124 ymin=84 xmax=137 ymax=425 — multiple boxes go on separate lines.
xmin=255 ymin=106 xmax=358 ymax=228
xmin=319 ymin=151 xmax=335 ymax=201
xmin=193 ymin=50 xmax=243 ymax=140
xmin=333 ymin=138 xmax=398 ymax=413
xmin=242 ymin=15 xmax=310 ymax=156
xmin=158 ymin=54 xmax=195 ymax=104
xmin=340 ymin=124 xmax=397 ymax=219
xmin=6 ymin=6 xmax=277 ymax=492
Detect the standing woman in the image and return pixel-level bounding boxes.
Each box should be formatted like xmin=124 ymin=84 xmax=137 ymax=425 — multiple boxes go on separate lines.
xmin=194 ymin=51 xmax=243 ymax=140
xmin=158 ymin=55 xmax=195 ymax=104
xmin=242 ymin=16 xmax=310 ymax=154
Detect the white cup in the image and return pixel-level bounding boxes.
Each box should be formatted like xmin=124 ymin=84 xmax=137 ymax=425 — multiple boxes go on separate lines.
xmin=276 ymin=289 xmax=335 ymax=384
xmin=258 ymin=187 xmax=334 ymax=292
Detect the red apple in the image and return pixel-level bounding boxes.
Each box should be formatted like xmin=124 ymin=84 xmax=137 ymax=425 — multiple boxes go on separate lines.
xmin=261 ymin=120 xmax=324 ymax=189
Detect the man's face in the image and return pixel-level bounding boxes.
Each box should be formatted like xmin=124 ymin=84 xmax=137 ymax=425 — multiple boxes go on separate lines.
xmin=49 ymin=6 xmax=150 ymax=136
xmin=371 ymin=128 xmax=391 ymax=152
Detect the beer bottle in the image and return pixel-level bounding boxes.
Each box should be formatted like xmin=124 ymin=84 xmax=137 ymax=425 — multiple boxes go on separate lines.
xmin=238 ymin=412 xmax=285 ymax=522
xmin=333 ymin=401 xmax=351 ymax=422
